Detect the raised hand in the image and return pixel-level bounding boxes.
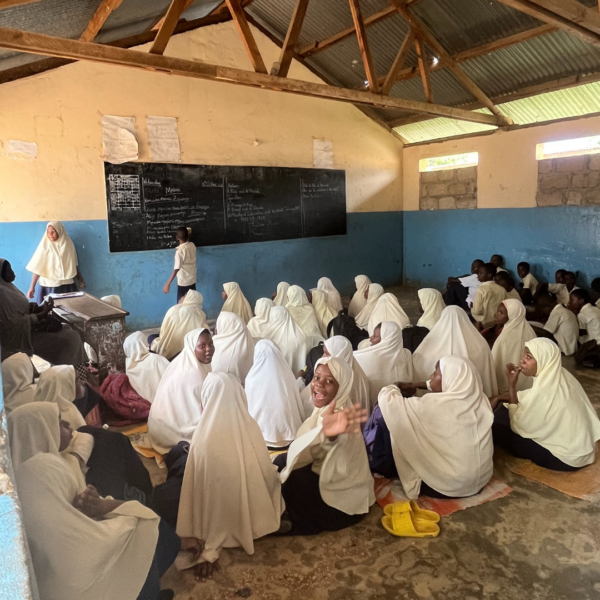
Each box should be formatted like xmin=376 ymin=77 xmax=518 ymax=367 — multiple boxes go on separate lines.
xmin=322 ymin=401 xmax=368 ymax=438
xmin=505 ymin=363 xmax=521 ymax=387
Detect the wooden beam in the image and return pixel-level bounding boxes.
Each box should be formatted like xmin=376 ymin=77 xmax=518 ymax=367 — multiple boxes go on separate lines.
xmin=349 ymin=0 xmax=380 ymax=93
xmin=414 ymin=37 xmax=432 ymax=102
xmin=79 ymin=0 xmax=124 ymax=43
xmin=0 ymin=26 xmax=505 ymax=126
xmin=225 ymin=0 xmax=267 ymax=73
xmin=271 ymin=0 xmax=310 ymax=77
xmin=528 ymin=0 xmax=600 ymax=36
xmin=150 ymin=0 xmax=195 ymax=55
xmin=0 ymin=0 xmax=42 ymax=8
xmin=381 ymin=29 xmax=415 ymax=95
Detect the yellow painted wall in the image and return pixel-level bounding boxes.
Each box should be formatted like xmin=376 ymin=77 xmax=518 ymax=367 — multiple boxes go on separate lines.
xmin=403 ymin=113 xmax=600 ymax=210
xmin=0 ymin=21 xmax=403 ymax=223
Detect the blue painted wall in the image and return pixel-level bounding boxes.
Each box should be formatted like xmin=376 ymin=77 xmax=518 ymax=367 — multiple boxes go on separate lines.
xmin=0 ymin=212 xmax=403 ymax=331
xmin=404 ymin=206 xmax=600 ymax=289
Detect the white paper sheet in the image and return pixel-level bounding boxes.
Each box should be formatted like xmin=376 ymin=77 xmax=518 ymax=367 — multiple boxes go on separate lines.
xmin=147 ymin=116 xmax=181 ymax=162
xmin=313 ymin=138 xmax=334 ymax=169
xmin=101 ymin=115 xmax=138 ymax=164
xmin=7 ymin=140 xmax=37 ymax=160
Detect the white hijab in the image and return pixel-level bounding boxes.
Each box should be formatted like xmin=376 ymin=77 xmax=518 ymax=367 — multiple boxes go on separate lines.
xmin=281 ymin=357 xmax=375 ymax=515
xmin=148 ymin=328 xmax=211 ymax=454
xmin=212 ymin=312 xmax=255 ymax=385
xmin=348 ymin=275 xmax=371 ymax=317
xmin=33 ymin=366 xmax=86 ymax=430
xmin=245 ymin=340 xmax=306 ymax=447
xmin=416 ymin=288 xmax=446 ymax=330
xmin=221 ymin=282 xmax=253 ymax=324
xmin=412 ymin=306 xmax=498 ymax=397
xmin=512 ymin=338 xmax=600 ymax=467
xmin=176 ymin=372 xmax=283 ymax=566
xmin=273 ymin=281 xmax=290 ymax=307
xmin=286 ymin=285 xmax=325 ymax=348
xmin=124 ymin=331 xmax=170 ymax=403
xmin=354 ymin=321 xmax=414 ymax=406
xmin=17 ymin=453 xmax=159 ymax=600
xmin=317 ymin=277 xmax=343 ymax=313
xmin=26 ymin=221 xmax=78 ymax=281
xmin=355 ymin=283 xmax=384 ymax=330
xmin=1 ymin=352 xmax=36 ymax=413
xmin=151 ymin=290 xmax=208 ymax=359
xmin=262 ymin=305 xmax=308 ymax=373
xmin=311 ymin=289 xmax=337 ymax=337
xmin=247 ymin=298 xmax=274 ymax=339
xmin=379 ymin=356 xmax=494 ymax=499
xmin=367 ymin=293 xmax=410 ymax=335
xmin=492 ymin=300 xmax=536 ymax=393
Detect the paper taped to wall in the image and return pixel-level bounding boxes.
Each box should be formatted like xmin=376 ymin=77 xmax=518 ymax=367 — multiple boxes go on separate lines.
xmin=147 ymin=116 xmax=181 ymax=162
xmin=7 ymin=140 xmax=37 ymax=160
xmin=313 ymin=138 xmax=333 ymax=169
xmin=101 ymin=115 xmax=138 ymax=164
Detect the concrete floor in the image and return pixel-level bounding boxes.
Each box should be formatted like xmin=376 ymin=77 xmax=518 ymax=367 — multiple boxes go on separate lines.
xmin=156 ymin=286 xmax=600 ymax=600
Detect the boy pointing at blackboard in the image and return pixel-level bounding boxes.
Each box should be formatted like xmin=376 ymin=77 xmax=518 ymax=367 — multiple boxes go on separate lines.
xmin=163 ymin=227 xmax=197 ymax=302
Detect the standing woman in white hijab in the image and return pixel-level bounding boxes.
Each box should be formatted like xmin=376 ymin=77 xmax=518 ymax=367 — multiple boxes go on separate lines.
xmin=262 ymin=306 xmax=308 ymax=373
xmin=176 ymin=372 xmax=283 ymax=579
xmin=275 ymin=357 xmax=374 ymax=535
xmin=348 ymin=275 xmax=371 ymax=318
xmin=491 ymin=338 xmax=600 ymax=471
xmin=212 ymin=312 xmax=255 ymax=385
xmin=491 ymin=300 xmax=536 ymax=393
xmin=416 ymin=288 xmax=446 ymax=331
xmin=286 ymin=285 xmax=324 ymax=348
xmin=124 ymin=331 xmax=170 ymax=403
xmin=412 ymin=306 xmax=498 ymax=398
xmin=148 ymin=328 xmax=213 ymax=454
xmin=354 ymin=322 xmax=413 ymax=407
xmin=355 ymin=283 xmax=384 ymax=331
xmin=221 ymin=282 xmax=253 ymax=324
xmin=272 ymin=281 xmax=290 ymax=307
xmin=1 ymin=352 xmax=36 ymax=413
xmin=317 ymin=277 xmax=343 ymax=313
xmin=367 ymin=293 xmax=410 ymax=335
xmin=247 ymin=298 xmax=274 ymax=339
xmin=246 ymin=340 xmax=306 ymax=447
xmin=26 ymin=221 xmax=85 ymax=304
xmin=311 ymin=289 xmax=337 ymax=337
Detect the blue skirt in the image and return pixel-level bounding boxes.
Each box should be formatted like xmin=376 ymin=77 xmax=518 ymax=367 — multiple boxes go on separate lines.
xmin=35 ymin=282 xmax=77 ymax=304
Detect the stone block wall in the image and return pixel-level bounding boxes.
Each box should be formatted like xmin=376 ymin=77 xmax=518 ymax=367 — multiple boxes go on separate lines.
xmin=419 ymin=166 xmax=477 ymax=210
xmin=537 ymin=154 xmax=600 ymax=206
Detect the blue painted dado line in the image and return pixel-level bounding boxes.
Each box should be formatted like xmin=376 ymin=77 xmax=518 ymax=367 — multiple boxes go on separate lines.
xmin=404 ymin=206 xmax=600 ymax=290
xmin=0 ymin=212 xmax=403 ymax=331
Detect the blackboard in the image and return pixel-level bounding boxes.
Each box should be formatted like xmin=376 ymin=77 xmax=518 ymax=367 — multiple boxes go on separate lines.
xmin=104 ymin=162 xmax=346 ymax=252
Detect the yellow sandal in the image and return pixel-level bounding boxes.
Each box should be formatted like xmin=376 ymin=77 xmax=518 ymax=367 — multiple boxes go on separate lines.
xmin=382 ymin=510 xmax=440 ymax=538
xmin=383 ymin=500 xmax=440 ymax=523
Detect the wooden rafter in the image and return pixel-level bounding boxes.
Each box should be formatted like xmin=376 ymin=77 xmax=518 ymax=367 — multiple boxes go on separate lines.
xmin=414 ymin=36 xmax=432 ymax=102
xmin=150 ymin=0 xmax=195 ymax=55
xmin=271 ymin=0 xmax=310 ymax=77
xmin=225 ymin=0 xmax=267 ymax=73
xmin=80 ymin=0 xmax=124 ymax=43
xmin=348 ymin=0 xmax=380 ymax=93
xmin=0 ymin=0 xmax=42 ymax=7
xmin=528 ymin=0 xmax=600 ymax=36
xmin=0 ymin=26 xmax=506 ymax=126
xmin=381 ymin=29 xmax=415 ymax=95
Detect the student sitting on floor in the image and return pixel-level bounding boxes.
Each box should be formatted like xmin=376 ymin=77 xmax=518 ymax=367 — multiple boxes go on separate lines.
xmin=490 ymin=254 xmax=508 ymax=274
xmin=493 ymin=271 xmax=521 ymax=302
xmin=443 ymin=259 xmax=484 ymax=311
xmin=517 ymin=262 xmax=538 ymax=304
xmin=471 ymin=263 xmax=507 ymax=329
xmin=565 ymin=270 xmax=579 ymax=295
xmin=542 ymin=269 xmax=570 ymax=306
xmin=416 ymin=288 xmax=446 ymax=331
xmin=220 ymin=282 xmax=253 ymax=324
xmin=490 ymin=338 xmax=600 ymax=471
xmin=569 ymin=289 xmax=600 ymax=367
xmin=538 ymin=293 xmax=579 ymax=356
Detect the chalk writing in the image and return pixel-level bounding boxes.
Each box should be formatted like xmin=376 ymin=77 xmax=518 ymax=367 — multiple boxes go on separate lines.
xmin=108 ymin=174 xmax=141 ymax=211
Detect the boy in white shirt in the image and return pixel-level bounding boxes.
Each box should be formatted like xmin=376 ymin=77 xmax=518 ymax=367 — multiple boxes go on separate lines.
xmin=163 ymin=227 xmax=197 ymax=302
xmin=472 ymin=263 xmax=507 ymax=328
xmin=517 ymin=261 xmax=538 ymax=304
xmin=490 ymin=254 xmax=508 ymax=274
xmin=494 ymin=272 xmax=522 ymax=302
xmin=569 ymin=289 xmax=600 ymax=367
xmin=546 ymin=269 xmax=570 ymax=306
xmin=443 ymin=259 xmax=484 ymax=311
xmin=539 ymin=293 xmax=578 ymax=356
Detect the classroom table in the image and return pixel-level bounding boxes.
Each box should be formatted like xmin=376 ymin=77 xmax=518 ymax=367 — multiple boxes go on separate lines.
xmin=52 ymin=292 xmax=129 ymax=381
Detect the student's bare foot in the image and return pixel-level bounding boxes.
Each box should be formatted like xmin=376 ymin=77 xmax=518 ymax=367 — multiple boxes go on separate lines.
xmin=194 ymin=560 xmax=220 ymax=581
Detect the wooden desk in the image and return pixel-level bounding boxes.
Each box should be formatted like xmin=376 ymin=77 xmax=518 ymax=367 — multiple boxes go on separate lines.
xmin=52 ymin=293 xmax=130 ymax=381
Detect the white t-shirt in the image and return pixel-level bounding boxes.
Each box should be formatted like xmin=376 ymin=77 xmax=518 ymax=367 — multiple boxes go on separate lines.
xmin=174 ymin=241 xmax=197 ymax=286
xmin=548 ymin=283 xmax=570 ymax=306
xmin=496 ymin=267 xmax=508 ymax=274
xmin=39 ymin=276 xmax=74 ymax=288
xmin=544 ymin=304 xmax=579 ymax=356
xmin=458 ymin=274 xmax=481 ymax=307
xmin=521 ymin=273 xmax=538 ymax=295
xmin=578 ymin=303 xmax=600 ymax=345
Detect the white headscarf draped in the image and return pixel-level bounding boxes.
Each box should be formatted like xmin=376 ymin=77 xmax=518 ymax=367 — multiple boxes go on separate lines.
xmin=1 ymin=352 xmax=36 ymax=413
xmin=367 ymin=293 xmax=410 ymax=335
xmin=311 ymin=289 xmax=337 ymax=337
xmin=286 ymin=285 xmax=325 ymax=348
xmin=281 ymin=357 xmax=375 ymax=515
xmin=148 ymin=328 xmax=211 ymax=454
xmin=176 ymin=372 xmax=283 ymax=566
xmin=262 ymin=306 xmax=308 ymax=373
xmin=124 ymin=331 xmax=170 ymax=403
xmin=246 ymin=340 xmax=306 ymax=447
xmin=317 ymin=277 xmax=343 ymax=313
xmin=273 ymin=282 xmax=290 ymax=307
xmin=412 ymin=306 xmax=498 ymax=397
xmin=151 ymin=290 xmax=208 ymax=359
xmin=17 ymin=453 xmax=159 ymax=600
xmin=355 ymin=283 xmax=384 ymax=330
xmin=511 ymin=338 xmax=600 ymax=467
xmin=221 ymin=282 xmax=253 ymax=324
xmin=348 ymin=275 xmax=371 ymax=318
xmin=247 ymin=298 xmax=274 ymax=339
xmin=492 ymin=299 xmax=536 ymax=393
xmin=416 ymin=288 xmax=446 ymax=330
xmin=212 ymin=312 xmax=255 ymax=385
xmin=33 ymin=365 xmax=86 ymax=429
xmin=26 ymin=221 xmax=78 ymax=282
xmin=354 ymin=321 xmax=413 ymax=406
xmin=378 ymin=356 xmax=494 ymax=499
xmin=101 ymin=295 xmax=122 ymax=308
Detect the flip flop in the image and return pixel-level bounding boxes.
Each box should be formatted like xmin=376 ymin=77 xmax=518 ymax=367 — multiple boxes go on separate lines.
xmin=382 ymin=511 xmax=440 ymax=538
xmin=383 ymin=500 xmax=440 ymax=523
